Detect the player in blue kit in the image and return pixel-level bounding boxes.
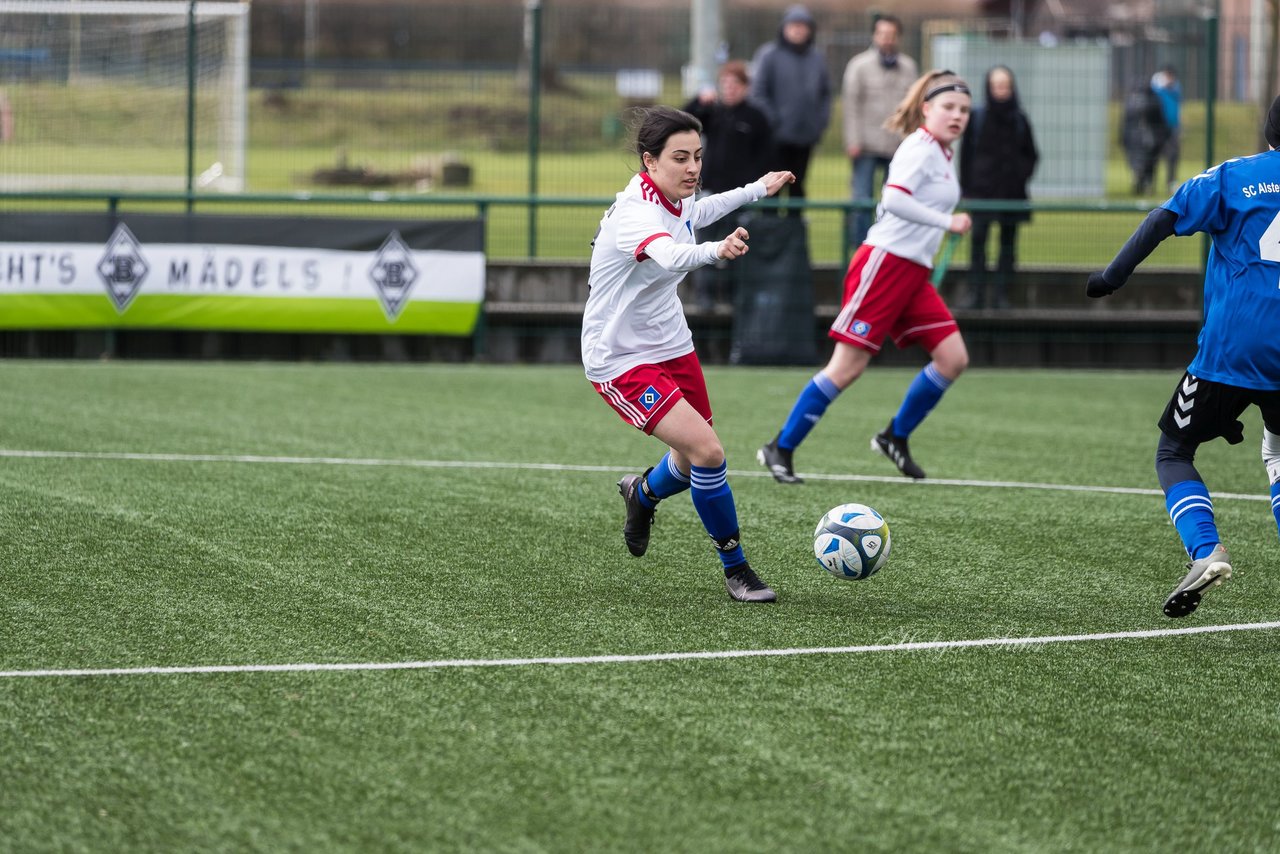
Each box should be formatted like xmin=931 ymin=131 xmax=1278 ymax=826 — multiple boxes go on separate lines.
xmin=1086 ymin=94 xmax=1280 ymax=618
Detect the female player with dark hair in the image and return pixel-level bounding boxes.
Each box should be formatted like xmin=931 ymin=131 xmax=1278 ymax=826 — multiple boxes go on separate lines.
xmin=583 ymin=105 xmax=794 ymax=603
xmin=758 ymin=70 xmax=973 ymax=483
xmin=1086 ymin=95 xmax=1280 ymax=618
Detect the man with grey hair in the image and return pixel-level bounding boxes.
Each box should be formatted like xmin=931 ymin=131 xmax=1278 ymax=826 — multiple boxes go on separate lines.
xmin=843 ymin=15 xmax=917 ymax=244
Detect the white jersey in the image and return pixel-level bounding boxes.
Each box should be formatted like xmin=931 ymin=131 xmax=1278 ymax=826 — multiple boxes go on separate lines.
xmin=581 ymin=172 xmax=764 ymax=382
xmin=865 ymin=128 xmax=960 ymax=267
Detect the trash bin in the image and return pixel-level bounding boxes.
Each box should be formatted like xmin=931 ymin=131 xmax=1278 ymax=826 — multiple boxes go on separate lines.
xmin=730 ymin=213 xmax=817 ymax=366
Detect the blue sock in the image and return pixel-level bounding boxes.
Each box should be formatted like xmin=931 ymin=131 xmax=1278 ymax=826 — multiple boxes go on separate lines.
xmin=637 ymin=452 xmax=690 ymax=509
xmin=1271 ymin=482 xmax=1280 ymax=540
xmin=1165 ymin=480 xmax=1219 ymax=560
xmin=892 ymin=364 xmax=952 ymax=438
xmin=690 ymin=462 xmax=745 ymax=569
xmin=778 ymin=372 xmax=841 ymax=450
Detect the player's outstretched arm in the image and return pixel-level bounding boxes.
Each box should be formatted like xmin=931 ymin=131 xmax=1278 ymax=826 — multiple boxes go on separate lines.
xmin=1086 ymin=207 xmax=1177 ymax=298
xmin=756 ymin=171 xmax=796 ymax=197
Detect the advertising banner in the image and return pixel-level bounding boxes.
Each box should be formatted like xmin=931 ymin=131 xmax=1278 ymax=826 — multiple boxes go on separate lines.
xmin=0 ymin=214 xmax=484 ymax=335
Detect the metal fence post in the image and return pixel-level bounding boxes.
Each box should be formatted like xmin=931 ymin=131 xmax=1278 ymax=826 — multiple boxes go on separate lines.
xmin=526 ymin=0 xmax=543 ymax=258
xmin=186 ymin=0 xmax=197 ymax=213
xmin=1201 ymin=0 xmax=1219 ymax=275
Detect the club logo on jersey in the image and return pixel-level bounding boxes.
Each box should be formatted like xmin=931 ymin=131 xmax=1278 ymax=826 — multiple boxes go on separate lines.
xmin=96 ymin=223 xmax=149 ymax=313
xmin=1243 ymin=182 xmax=1280 ymax=198
xmin=852 ymin=320 xmax=871 ymax=337
xmin=369 ymin=231 xmax=420 ymax=321
xmin=638 ymin=385 xmax=663 ymax=411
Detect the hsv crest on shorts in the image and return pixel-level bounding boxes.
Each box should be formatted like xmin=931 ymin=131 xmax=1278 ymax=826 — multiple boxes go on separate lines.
xmin=369 ymin=230 xmax=420 ymax=321
xmin=96 ymin=223 xmax=149 ymax=313
xmin=638 ymin=385 xmax=663 ymax=411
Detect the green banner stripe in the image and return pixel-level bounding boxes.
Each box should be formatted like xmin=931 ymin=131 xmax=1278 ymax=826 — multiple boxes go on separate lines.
xmin=0 ymin=294 xmax=480 ymax=335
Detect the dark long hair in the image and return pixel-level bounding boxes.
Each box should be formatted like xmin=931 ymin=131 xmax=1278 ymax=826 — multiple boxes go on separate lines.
xmin=633 ymin=106 xmax=702 ymax=171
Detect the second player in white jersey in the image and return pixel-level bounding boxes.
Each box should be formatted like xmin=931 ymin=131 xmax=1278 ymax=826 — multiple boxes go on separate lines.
xmin=865 ymin=126 xmax=962 ymax=267
xmin=758 ymin=70 xmax=973 ymax=485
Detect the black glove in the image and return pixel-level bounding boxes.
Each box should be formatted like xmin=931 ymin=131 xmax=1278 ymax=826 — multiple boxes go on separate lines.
xmin=1086 ymin=271 xmax=1122 ymax=298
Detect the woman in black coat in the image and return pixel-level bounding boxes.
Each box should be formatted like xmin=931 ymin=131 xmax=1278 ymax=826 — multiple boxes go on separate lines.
xmin=958 ymin=65 xmax=1039 ymax=309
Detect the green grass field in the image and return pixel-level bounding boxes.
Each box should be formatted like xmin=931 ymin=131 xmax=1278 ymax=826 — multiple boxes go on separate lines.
xmin=2 ymin=360 xmax=1278 ymax=852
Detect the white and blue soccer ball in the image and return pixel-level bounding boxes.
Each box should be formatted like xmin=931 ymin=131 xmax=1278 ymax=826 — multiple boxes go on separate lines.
xmin=813 ymin=503 xmax=891 ymax=580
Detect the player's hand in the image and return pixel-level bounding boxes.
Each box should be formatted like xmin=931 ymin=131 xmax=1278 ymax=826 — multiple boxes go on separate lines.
xmin=1086 ymin=271 xmax=1121 ymax=298
xmin=717 ymin=227 xmax=750 ymax=260
xmin=948 ymin=213 xmax=972 ymax=235
xmin=758 ymin=171 xmax=796 ymax=197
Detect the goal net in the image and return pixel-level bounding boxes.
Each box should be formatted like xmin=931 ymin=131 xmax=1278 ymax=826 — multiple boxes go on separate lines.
xmin=0 ymin=0 xmax=249 ymax=193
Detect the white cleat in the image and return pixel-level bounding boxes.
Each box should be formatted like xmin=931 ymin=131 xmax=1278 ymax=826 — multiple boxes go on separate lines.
xmin=1163 ymin=544 xmax=1232 ymax=618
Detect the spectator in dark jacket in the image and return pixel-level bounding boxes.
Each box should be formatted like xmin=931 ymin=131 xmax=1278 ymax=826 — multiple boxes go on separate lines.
xmin=1121 ymin=77 xmax=1170 ymax=196
xmin=750 ymin=5 xmax=831 ymax=208
xmin=683 ymin=60 xmax=776 ymax=308
xmin=683 ymin=60 xmax=775 ymax=195
xmin=958 ymin=65 xmax=1039 ymax=310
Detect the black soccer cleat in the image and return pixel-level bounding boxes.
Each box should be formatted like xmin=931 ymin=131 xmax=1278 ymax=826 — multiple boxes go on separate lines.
xmin=1163 ymin=544 xmax=1232 ymax=618
xmin=871 ymin=424 xmax=926 ymax=480
xmin=724 ymin=563 xmax=777 ymax=603
xmin=617 ymin=469 xmax=656 ymax=557
xmin=757 ymin=439 xmax=802 ymax=484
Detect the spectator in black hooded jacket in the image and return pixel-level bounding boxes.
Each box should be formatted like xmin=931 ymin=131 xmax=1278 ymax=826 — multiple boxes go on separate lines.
xmin=958 ymin=65 xmax=1039 ymax=310
xmin=750 ymin=4 xmax=831 ymax=209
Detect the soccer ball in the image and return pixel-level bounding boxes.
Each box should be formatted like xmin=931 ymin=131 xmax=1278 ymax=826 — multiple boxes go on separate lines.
xmin=813 ymin=503 xmax=891 ymax=580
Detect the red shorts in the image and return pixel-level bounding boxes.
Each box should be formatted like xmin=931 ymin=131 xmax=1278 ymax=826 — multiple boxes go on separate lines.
xmin=592 ymin=351 xmax=712 ymax=434
xmin=829 ymin=244 xmax=958 ymax=353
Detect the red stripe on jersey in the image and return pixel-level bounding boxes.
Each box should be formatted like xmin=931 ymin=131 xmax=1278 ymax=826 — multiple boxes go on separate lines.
xmin=635 ymin=232 xmax=671 ymax=262
xmin=885 ymin=184 xmax=912 ymax=195
xmin=916 ymin=127 xmax=954 ymax=160
xmin=639 ymin=172 xmax=683 ymax=216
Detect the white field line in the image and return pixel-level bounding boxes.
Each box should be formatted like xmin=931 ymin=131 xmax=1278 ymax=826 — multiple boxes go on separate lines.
xmin=0 ymin=448 xmax=1270 ymax=502
xmin=3 ymin=621 xmax=1278 ymax=680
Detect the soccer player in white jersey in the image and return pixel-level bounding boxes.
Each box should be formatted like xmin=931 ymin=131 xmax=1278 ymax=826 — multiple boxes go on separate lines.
xmin=1086 ymin=94 xmax=1280 ymax=618
xmin=757 ymin=70 xmax=973 ymax=484
xmin=582 ymin=105 xmax=795 ymax=603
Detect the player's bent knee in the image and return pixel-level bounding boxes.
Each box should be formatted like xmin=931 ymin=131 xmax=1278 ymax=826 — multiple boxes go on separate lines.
xmin=1156 ymin=431 xmax=1201 ymax=492
xmin=688 ymin=441 xmax=725 ymax=469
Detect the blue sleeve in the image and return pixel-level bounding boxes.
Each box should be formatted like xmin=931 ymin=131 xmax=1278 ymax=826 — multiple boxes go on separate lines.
xmin=1163 ymin=165 xmax=1228 ymax=236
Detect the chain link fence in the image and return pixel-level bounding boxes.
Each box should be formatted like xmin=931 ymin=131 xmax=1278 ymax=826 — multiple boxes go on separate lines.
xmin=0 ymin=1 xmax=1271 ymax=265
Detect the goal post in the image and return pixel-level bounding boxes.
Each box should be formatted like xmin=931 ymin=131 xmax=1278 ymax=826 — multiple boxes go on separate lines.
xmin=0 ymin=0 xmax=250 ymax=193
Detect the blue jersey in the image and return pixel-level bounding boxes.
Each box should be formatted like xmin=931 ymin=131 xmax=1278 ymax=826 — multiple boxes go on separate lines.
xmin=1164 ymin=150 xmax=1280 ymax=390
